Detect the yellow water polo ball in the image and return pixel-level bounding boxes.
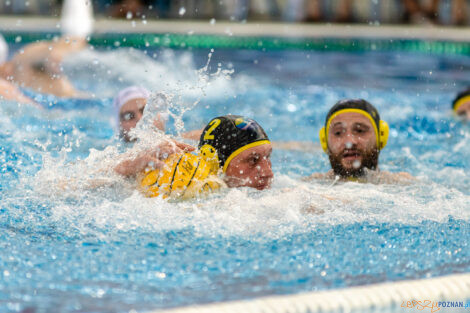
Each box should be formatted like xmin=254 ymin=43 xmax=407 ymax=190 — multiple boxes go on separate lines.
xmin=138 ymin=152 xmax=222 ymax=200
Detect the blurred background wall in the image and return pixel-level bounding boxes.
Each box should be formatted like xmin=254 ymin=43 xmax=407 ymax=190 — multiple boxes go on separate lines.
xmin=0 ymin=0 xmax=468 ymax=26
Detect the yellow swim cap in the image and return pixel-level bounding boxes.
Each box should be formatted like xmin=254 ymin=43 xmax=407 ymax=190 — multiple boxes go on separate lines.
xmin=138 ymin=153 xmax=222 ymax=200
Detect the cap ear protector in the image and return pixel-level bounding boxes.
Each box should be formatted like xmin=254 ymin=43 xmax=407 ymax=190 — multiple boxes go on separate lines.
xmin=378 ymin=120 xmax=389 ymax=150
xmin=318 ymin=111 xmax=389 ymax=153
xmin=453 ymin=94 xmax=470 ymax=113
xmin=319 ymin=127 xmax=328 ymax=152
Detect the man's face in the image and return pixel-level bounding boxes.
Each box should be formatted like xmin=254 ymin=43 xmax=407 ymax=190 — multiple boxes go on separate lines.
xmin=327 ymin=112 xmax=378 ymax=177
xmin=119 ymin=98 xmax=146 ymax=142
xmin=456 ymin=100 xmax=470 ymax=121
xmin=224 ymin=143 xmax=273 ymax=190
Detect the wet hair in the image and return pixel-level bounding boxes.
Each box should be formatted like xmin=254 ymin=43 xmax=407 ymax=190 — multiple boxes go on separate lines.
xmin=198 ymin=115 xmax=270 ymax=172
xmin=325 ymin=99 xmax=381 ymax=130
xmin=452 ymin=87 xmax=470 ymax=111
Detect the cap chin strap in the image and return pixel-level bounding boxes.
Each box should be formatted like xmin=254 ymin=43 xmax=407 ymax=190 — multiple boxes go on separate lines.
xmin=319 ymin=109 xmax=389 ymax=153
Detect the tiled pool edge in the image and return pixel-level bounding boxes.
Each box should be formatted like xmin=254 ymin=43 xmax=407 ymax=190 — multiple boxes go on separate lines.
xmin=154 ymin=273 xmax=470 ymax=313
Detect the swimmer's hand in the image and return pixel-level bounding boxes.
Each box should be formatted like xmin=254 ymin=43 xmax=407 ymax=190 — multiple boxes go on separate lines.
xmin=114 ymin=140 xmax=195 ymax=177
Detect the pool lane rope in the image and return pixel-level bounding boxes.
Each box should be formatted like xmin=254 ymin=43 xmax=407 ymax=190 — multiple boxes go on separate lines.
xmin=154 ymin=272 xmax=470 ymax=313
xmin=2 ymin=32 xmax=470 ymax=55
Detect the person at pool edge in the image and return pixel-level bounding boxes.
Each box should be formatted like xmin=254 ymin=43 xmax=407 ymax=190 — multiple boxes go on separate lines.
xmin=452 ymin=87 xmax=470 ymax=121
xmin=307 ymin=99 xmax=412 ymax=183
xmin=138 ymin=115 xmax=274 ymax=199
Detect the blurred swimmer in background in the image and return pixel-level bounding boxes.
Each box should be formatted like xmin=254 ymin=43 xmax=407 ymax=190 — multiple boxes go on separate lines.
xmin=0 ymin=36 xmax=88 ymax=98
xmin=137 ymin=115 xmax=274 ymax=200
xmin=113 ymin=86 xmax=202 ymax=177
xmin=307 ymin=99 xmax=412 ymax=183
xmin=113 ymin=86 xmax=167 ymax=142
xmin=452 ymin=88 xmax=470 ymax=121
xmin=0 ymin=0 xmax=92 ymax=98
xmin=0 ymin=34 xmax=35 ymax=104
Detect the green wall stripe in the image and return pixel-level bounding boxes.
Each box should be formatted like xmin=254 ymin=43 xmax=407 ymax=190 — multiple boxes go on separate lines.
xmin=2 ymin=30 xmax=470 ymax=55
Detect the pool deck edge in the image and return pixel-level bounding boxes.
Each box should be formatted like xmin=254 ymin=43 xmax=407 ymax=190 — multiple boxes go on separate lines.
xmin=153 ymin=272 xmax=470 ymax=313
xmin=1 ymin=16 xmax=470 ymax=42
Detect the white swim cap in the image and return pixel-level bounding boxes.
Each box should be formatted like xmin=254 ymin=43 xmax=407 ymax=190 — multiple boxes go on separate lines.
xmin=0 ymin=34 xmax=8 ymax=64
xmin=113 ymin=86 xmax=151 ymax=129
xmin=60 ymin=0 xmax=94 ymax=38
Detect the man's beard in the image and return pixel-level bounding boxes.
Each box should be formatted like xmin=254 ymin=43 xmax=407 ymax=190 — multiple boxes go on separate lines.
xmin=329 ymin=148 xmax=379 ymax=178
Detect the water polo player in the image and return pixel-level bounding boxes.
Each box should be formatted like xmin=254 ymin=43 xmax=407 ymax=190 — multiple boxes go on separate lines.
xmin=199 ymin=115 xmax=273 ymax=190
xmin=452 ymin=88 xmax=470 ymax=121
xmin=318 ymin=99 xmax=389 ymax=179
xmin=138 ymin=115 xmax=273 ymax=199
xmin=113 ymin=86 xmax=167 ymax=142
xmin=309 ymin=99 xmax=412 ymax=183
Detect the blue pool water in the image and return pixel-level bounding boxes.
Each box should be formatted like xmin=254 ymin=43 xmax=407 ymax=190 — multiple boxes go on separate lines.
xmin=1 ymin=42 xmax=470 ymax=313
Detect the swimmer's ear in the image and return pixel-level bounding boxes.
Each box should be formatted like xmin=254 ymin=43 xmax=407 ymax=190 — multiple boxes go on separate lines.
xmin=379 ymin=120 xmax=389 ymax=150
xmin=319 ymin=127 xmax=328 ymax=153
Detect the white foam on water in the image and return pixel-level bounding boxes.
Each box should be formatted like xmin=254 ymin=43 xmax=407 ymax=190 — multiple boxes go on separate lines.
xmin=3 ymin=90 xmax=466 ymax=242
xmin=63 ymin=47 xmax=252 ymax=100
xmin=4 ymin=49 xmax=470 ymax=243
xmin=23 ymin=153 xmax=470 ymax=241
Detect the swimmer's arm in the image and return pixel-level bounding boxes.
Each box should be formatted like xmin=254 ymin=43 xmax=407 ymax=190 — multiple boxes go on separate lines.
xmin=114 ymin=140 xmax=195 ymax=177
xmin=302 ymin=170 xmax=335 ymax=181
xmin=272 ymin=141 xmax=320 ymax=152
xmin=114 ymin=151 xmax=164 ymax=178
xmin=0 ymin=78 xmax=39 ymax=106
xmin=378 ymin=171 xmax=415 ymax=184
xmin=180 ymin=129 xmax=203 ymax=141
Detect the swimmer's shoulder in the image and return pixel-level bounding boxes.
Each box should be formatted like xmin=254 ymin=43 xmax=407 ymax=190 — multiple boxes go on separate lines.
xmin=302 ymin=170 xmax=335 ymax=182
xmin=376 ymin=171 xmax=415 ymax=184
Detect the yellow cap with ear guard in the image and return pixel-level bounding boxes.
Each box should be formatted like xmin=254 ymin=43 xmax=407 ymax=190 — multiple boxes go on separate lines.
xmin=378 ymin=120 xmax=389 ymax=150
xmin=319 ymin=100 xmax=389 ymax=153
xmin=453 ymin=95 xmax=470 ymax=112
xmin=319 ymin=126 xmax=328 ymax=152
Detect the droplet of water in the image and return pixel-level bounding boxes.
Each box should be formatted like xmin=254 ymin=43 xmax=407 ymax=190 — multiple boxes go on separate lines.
xmin=126 ymin=11 xmax=133 ymax=19
xmin=353 ymin=160 xmax=361 ymax=169
xmin=287 ymin=104 xmax=297 ymax=112
xmin=179 ymin=7 xmax=186 ymax=16
xmin=210 ymin=18 xmax=216 ymax=25
xmin=345 ymin=142 xmax=353 ymax=149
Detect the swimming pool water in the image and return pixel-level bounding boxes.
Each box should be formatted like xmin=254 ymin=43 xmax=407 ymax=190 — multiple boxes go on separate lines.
xmin=1 ymin=43 xmax=470 ymax=313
